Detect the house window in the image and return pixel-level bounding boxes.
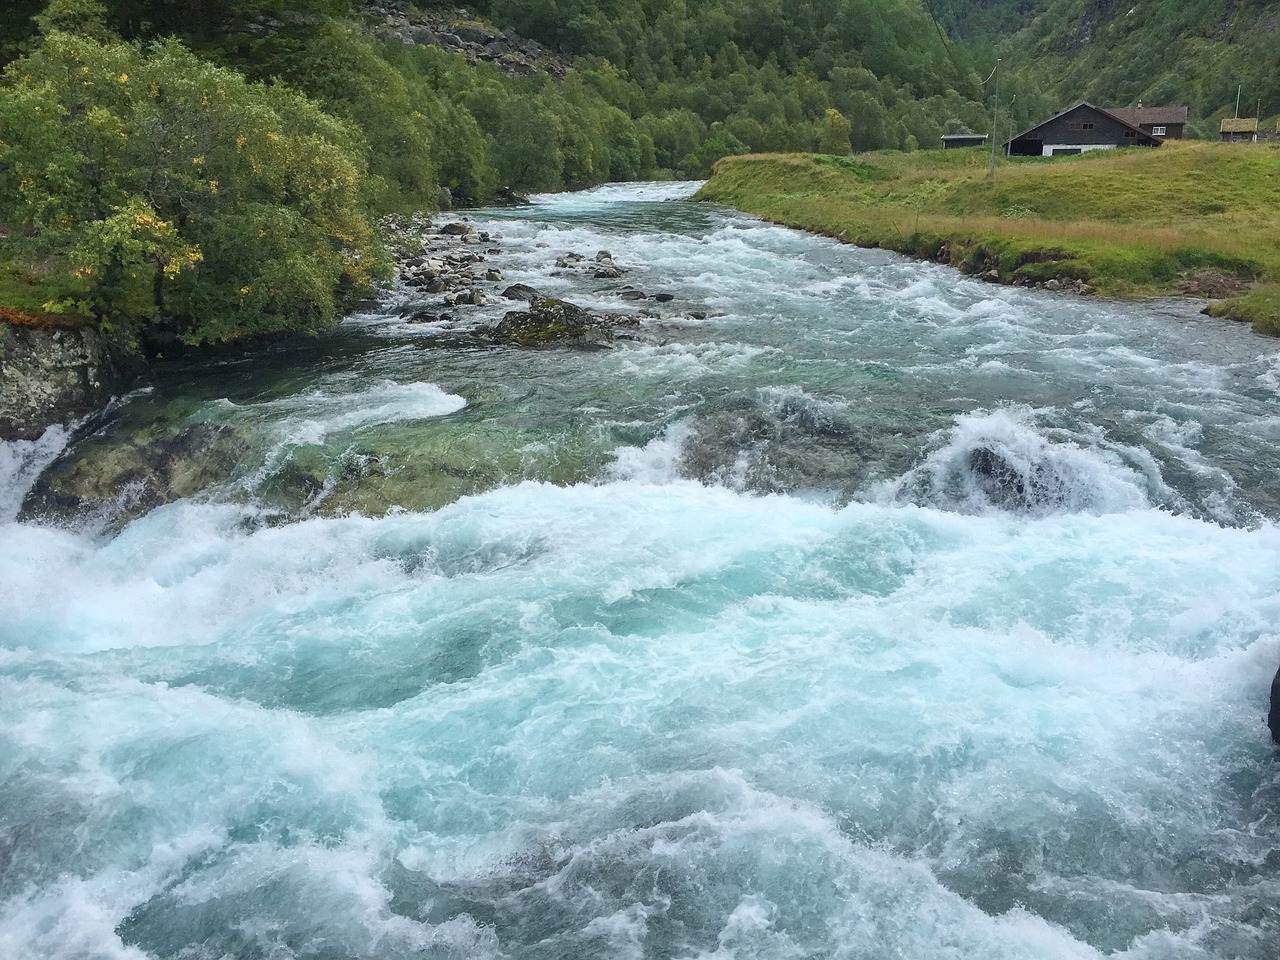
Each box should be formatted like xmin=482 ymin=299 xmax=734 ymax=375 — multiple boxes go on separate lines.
xmin=1152 ymin=125 xmax=1166 ymax=136
xmin=1082 ymin=122 xmax=1094 ymax=130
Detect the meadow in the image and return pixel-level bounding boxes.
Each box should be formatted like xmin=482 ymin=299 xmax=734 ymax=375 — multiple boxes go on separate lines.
xmin=696 ymin=141 xmax=1280 ymax=334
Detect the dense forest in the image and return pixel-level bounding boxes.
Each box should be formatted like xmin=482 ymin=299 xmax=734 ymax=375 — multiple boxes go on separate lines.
xmin=0 ymin=0 xmax=1272 ymax=347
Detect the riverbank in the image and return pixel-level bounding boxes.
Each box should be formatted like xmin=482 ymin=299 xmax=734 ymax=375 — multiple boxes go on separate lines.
xmin=694 ymin=142 xmax=1280 ymax=335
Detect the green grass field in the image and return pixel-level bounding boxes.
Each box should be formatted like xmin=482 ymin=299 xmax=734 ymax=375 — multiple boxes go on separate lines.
xmin=695 ymin=141 xmax=1280 ymax=335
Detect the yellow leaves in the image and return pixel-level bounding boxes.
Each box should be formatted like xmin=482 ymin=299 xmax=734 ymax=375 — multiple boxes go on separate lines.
xmin=208 ymin=180 xmax=219 ymax=194
xmin=235 ymin=135 xmax=246 ymax=150
xmin=191 ymin=156 xmax=204 ymax=166
xmin=162 ymin=246 xmax=203 ymax=279
xmin=118 ymin=74 xmax=128 ymax=84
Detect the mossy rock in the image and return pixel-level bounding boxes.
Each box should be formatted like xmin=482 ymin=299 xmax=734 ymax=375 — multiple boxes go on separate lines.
xmin=492 ymin=296 xmax=613 ymax=348
xmin=21 ymin=421 xmax=249 ymax=526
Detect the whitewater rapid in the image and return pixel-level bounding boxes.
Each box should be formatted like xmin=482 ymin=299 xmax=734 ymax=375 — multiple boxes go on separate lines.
xmin=2 ymin=182 xmax=1278 ymax=959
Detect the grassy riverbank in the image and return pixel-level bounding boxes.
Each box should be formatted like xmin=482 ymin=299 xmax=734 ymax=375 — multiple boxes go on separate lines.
xmin=695 ymin=142 xmax=1280 ymax=335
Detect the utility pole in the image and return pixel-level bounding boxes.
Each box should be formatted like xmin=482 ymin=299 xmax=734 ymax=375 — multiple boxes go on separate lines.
xmin=988 ymin=59 xmax=1001 ymax=180
xmin=1235 ymin=85 xmax=1242 ymax=119
xmin=1006 ymin=94 xmax=1017 ymax=157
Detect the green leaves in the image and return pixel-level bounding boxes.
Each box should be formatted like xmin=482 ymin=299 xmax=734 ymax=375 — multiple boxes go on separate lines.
xmin=0 ymin=30 xmax=387 ymax=346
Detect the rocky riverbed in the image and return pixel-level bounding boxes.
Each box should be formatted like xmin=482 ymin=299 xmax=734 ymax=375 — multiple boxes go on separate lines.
xmin=14 ymin=207 xmax=712 ymax=528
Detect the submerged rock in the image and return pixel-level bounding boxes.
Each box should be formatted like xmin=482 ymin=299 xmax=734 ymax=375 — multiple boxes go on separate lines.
xmin=22 ymin=421 xmax=248 ymax=527
xmin=679 ymin=401 xmax=865 ymax=494
xmin=492 ymin=297 xmax=613 ymax=348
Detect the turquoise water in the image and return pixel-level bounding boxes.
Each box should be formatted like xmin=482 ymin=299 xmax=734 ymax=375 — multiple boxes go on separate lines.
xmin=2 ymin=183 xmax=1279 ymax=958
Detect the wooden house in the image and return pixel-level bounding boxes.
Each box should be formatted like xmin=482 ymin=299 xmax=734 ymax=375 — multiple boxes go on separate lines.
xmin=1104 ymin=103 xmax=1189 ymax=139
xmin=1004 ymin=102 xmax=1163 ymax=157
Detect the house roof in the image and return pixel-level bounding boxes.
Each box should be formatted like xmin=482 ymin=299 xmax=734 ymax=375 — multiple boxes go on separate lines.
xmin=940 ymin=133 xmax=987 ymax=140
xmin=1105 ymin=105 xmax=1189 ymax=127
xmin=1004 ymin=101 xmax=1163 ymax=148
xmin=1220 ymin=117 xmax=1259 ymax=133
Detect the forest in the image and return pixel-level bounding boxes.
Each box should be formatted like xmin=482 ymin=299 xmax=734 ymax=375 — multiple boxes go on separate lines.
xmin=0 ymin=0 xmax=1003 ymax=346
xmin=0 ymin=0 xmax=1272 ymax=347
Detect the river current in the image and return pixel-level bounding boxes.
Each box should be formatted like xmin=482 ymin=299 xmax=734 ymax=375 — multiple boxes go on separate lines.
xmin=2 ymin=183 xmax=1279 ymax=958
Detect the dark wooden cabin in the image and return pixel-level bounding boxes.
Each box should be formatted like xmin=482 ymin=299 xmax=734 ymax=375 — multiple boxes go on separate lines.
xmin=1105 ymin=104 xmax=1189 ymax=139
xmin=940 ymin=133 xmax=988 ymax=150
xmin=1004 ymin=102 xmax=1163 ymax=157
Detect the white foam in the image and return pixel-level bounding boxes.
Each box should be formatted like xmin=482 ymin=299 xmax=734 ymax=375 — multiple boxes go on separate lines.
xmin=883 ymin=406 xmax=1156 ymax=515
xmin=0 ymin=425 xmax=71 ymax=522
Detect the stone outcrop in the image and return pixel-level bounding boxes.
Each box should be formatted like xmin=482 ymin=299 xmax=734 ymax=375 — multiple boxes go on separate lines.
xmin=0 ymin=322 xmax=142 ymax=441
xmin=364 ymin=2 xmax=568 ymax=80
xmin=493 ymin=296 xmax=615 ymax=348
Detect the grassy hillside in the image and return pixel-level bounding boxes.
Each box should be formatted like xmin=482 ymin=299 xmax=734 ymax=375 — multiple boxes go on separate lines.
xmin=695 ymin=141 xmax=1280 ymax=334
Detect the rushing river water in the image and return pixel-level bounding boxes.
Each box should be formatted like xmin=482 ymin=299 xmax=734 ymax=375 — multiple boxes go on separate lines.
xmin=2 ymin=182 xmax=1279 ymax=959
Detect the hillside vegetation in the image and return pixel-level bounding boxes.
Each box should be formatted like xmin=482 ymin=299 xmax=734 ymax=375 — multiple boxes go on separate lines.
xmin=0 ymin=0 xmax=998 ymax=347
xmin=696 ymin=142 xmax=1280 ymax=334
xmin=929 ymin=0 xmax=1280 ymax=133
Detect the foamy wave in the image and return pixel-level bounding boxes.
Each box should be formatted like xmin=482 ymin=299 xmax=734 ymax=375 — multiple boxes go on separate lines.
xmin=0 ymin=426 xmax=73 ymax=523
xmin=883 ymin=407 xmax=1156 ymax=516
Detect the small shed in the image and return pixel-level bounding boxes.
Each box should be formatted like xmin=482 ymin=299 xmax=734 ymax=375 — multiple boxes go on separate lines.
xmin=1004 ymin=102 xmax=1162 ymax=157
xmin=1220 ymin=118 xmax=1259 ymax=143
xmin=940 ymin=133 xmax=988 ymax=150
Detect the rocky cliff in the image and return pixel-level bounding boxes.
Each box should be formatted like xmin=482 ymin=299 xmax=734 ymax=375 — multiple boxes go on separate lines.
xmin=0 ymin=322 xmax=141 ymax=441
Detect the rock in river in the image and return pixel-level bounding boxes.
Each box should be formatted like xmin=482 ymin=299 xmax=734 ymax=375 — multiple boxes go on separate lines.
xmin=492 ymin=297 xmax=614 ymax=348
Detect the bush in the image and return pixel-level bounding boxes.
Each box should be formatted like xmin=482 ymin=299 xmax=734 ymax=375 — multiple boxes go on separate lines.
xmin=0 ymin=31 xmax=388 ymax=345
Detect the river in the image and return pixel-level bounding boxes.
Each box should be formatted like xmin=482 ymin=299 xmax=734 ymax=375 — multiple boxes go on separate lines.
xmin=1 ymin=182 xmax=1278 ymax=959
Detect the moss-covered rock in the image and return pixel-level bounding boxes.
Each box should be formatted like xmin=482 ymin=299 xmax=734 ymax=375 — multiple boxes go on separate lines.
xmin=492 ymin=296 xmax=614 ymax=348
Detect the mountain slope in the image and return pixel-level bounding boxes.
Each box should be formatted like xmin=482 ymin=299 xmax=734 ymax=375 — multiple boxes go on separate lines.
xmin=931 ymin=0 xmax=1279 ymax=129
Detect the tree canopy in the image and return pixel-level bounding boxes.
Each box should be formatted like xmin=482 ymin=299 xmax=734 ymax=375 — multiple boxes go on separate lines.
xmin=0 ymin=28 xmax=386 ymax=345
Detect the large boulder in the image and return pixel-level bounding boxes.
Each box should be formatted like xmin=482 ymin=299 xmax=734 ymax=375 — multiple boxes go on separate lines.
xmin=21 ymin=420 xmax=248 ymax=527
xmin=0 ymin=322 xmax=142 ymax=441
xmin=492 ymin=296 xmax=613 ymax=348
xmin=500 ymin=283 xmax=542 ymax=302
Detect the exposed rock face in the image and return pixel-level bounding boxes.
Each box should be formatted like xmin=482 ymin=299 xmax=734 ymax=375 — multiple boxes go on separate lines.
xmin=364 ymin=2 xmax=569 ymax=81
xmin=493 ymin=297 xmax=614 ymax=347
xmin=0 ymin=323 xmax=141 ymax=441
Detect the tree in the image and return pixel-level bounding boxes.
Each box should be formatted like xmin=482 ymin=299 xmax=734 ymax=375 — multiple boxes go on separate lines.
xmin=818 ymin=107 xmax=852 ymax=155
xmin=0 ymin=31 xmax=386 ymax=345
